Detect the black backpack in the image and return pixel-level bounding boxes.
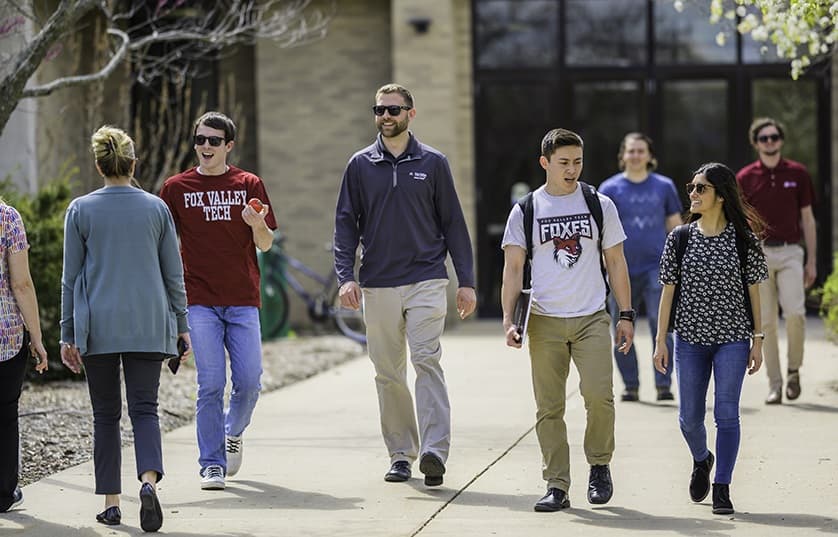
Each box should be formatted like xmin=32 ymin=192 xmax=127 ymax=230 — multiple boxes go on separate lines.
xmin=517 ymin=182 xmax=608 ymax=294
xmin=668 ymin=224 xmax=753 ymax=333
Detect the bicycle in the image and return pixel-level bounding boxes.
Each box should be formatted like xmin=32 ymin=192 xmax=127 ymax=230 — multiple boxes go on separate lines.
xmin=260 ymin=234 xmax=367 ymax=346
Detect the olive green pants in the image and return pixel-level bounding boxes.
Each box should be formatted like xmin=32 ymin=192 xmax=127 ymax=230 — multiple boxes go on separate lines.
xmin=528 ymin=310 xmax=615 ymax=492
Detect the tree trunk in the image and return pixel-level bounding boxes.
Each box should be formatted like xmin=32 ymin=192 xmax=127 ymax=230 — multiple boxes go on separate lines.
xmin=0 ymin=0 xmax=98 ymax=136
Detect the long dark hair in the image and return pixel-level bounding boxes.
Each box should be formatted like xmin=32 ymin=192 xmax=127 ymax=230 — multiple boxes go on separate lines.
xmin=687 ymin=162 xmax=764 ymax=250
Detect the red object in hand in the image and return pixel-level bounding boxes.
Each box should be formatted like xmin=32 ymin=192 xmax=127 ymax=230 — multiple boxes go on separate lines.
xmin=248 ymin=198 xmax=264 ymax=212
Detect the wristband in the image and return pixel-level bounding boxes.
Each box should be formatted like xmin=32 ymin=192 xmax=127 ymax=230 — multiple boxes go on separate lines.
xmin=752 ymin=332 xmax=765 ymax=339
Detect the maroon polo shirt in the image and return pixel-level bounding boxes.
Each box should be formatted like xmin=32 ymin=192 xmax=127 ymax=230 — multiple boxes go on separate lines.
xmin=736 ymin=158 xmax=814 ymax=243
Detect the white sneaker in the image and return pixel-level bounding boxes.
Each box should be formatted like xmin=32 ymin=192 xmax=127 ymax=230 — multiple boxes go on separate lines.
xmin=225 ymin=435 xmax=243 ymax=477
xmin=200 ymin=465 xmax=225 ymax=490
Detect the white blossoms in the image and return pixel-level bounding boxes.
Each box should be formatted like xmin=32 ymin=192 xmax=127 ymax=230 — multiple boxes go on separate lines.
xmin=695 ymin=0 xmax=837 ymax=79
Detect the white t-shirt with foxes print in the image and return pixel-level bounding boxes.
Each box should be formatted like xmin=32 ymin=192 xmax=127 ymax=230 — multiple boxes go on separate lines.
xmin=502 ymin=184 xmax=626 ymax=317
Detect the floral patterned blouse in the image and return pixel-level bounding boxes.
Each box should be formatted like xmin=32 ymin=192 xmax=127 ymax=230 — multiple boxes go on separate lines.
xmin=659 ymin=221 xmax=768 ymax=345
xmin=0 ymin=205 xmax=29 ymax=361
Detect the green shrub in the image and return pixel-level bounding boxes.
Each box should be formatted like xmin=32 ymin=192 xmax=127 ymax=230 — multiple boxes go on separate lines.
xmin=1 ymin=162 xmax=76 ymax=381
xmin=818 ymin=253 xmax=838 ymax=341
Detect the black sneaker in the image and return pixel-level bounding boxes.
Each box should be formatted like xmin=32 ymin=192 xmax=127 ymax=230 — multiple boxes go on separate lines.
xmin=384 ymin=460 xmax=411 ymax=482
xmin=419 ymin=452 xmax=445 ymax=487
xmin=587 ymin=464 xmax=613 ymax=504
xmin=621 ymin=389 xmax=639 ymax=402
xmin=534 ymin=487 xmax=570 ymax=512
xmin=712 ymin=483 xmax=734 ymax=515
xmin=689 ymin=451 xmax=714 ymax=502
xmin=656 ymin=387 xmax=675 ymax=401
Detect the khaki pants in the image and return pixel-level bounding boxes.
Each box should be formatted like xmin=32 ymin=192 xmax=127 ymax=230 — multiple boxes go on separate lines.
xmin=760 ymin=244 xmax=806 ymax=390
xmin=528 ymin=310 xmax=615 ymax=492
xmin=363 ymin=279 xmax=449 ymax=464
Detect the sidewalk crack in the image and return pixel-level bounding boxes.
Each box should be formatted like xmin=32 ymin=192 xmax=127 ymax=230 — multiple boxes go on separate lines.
xmin=410 ymin=424 xmax=536 ymax=536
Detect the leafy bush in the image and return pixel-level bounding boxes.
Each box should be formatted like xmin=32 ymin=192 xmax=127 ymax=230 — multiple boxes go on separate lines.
xmin=818 ymin=253 xmax=838 ymax=341
xmin=1 ymin=163 xmax=76 ymax=381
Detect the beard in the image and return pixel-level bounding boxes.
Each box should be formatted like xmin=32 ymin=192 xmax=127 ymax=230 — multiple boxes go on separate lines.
xmin=377 ymin=116 xmax=409 ymax=138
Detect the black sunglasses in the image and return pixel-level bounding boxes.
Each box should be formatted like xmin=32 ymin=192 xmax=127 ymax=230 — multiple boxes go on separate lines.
xmin=372 ymin=105 xmax=412 ymax=116
xmin=686 ymin=183 xmax=715 ymax=195
xmin=756 ymin=133 xmax=782 ymax=143
xmin=194 ymin=135 xmax=225 ymax=147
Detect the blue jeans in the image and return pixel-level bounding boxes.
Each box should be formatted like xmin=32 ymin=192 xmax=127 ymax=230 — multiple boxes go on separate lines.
xmin=190 ymin=305 xmax=263 ymax=472
xmin=610 ymin=268 xmax=673 ymax=390
xmin=674 ymin=336 xmax=749 ymax=484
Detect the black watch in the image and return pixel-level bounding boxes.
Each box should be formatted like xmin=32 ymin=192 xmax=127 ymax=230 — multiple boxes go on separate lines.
xmin=618 ymin=309 xmax=637 ymax=324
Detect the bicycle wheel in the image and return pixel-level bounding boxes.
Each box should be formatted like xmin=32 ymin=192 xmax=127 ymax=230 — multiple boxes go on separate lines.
xmin=330 ymin=286 xmax=367 ymax=346
xmin=261 ymin=272 xmax=290 ymax=339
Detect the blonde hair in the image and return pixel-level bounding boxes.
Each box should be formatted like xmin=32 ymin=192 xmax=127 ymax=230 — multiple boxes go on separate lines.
xmin=91 ymin=126 xmax=136 ymax=178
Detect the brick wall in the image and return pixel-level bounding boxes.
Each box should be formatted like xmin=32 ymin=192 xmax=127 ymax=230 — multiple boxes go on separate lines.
xmin=256 ymin=0 xmax=392 ymax=325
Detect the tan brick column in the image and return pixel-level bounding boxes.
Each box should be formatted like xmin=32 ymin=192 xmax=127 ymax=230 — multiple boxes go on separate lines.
xmin=391 ymin=0 xmax=477 ymax=317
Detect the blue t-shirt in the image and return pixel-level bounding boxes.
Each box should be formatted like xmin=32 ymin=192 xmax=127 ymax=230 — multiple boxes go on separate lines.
xmin=599 ymin=172 xmax=682 ymax=276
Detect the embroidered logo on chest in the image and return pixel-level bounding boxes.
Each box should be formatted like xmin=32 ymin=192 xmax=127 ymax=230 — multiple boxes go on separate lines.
xmin=410 ymin=172 xmax=428 ymax=181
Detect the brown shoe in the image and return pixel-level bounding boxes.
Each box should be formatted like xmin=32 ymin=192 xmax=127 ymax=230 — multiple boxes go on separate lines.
xmin=786 ymin=372 xmax=801 ymax=400
xmin=765 ymin=388 xmax=782 ymax=405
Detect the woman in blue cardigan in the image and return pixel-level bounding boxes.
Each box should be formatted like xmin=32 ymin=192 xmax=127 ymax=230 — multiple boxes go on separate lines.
xmin=60 ymin=126 xmax=191 ymax=532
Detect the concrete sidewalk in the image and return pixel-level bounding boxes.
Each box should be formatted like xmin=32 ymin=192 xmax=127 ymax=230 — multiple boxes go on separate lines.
xmin=4 ymin=318 xmax=837 ymax=536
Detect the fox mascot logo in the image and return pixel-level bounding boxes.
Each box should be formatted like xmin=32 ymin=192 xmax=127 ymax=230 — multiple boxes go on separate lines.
xmin=553 ymin=233 xmax=582 ymax=268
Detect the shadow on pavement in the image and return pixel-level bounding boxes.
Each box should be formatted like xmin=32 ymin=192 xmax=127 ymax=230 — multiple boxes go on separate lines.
xmin=785 ymin=402 xmax=838 ymax=414
xmin=734 ymin=511 xmax=838 ymax=533
xmin=572 ymin=506 xmax=736 ymax=535
xmin=166 ymin=479 xmax=364 ymax=511
xmin=405 ymin=481 xmax=534 ymax=513
xmin=571 ymin=506 xmax=838 ymax=535
xmin=0 ymin=513 xmax=102 ymax=537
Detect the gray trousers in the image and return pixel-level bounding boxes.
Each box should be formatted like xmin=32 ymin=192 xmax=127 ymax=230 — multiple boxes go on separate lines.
xmin=363 ymin=279 xmax=450 ymax=465
xmin=83 ymin=353 xmax=164 ymax=495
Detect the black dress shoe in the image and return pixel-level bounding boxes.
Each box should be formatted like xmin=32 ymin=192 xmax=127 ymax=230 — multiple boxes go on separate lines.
xmin=96 ymin=505 xmax=121 ymax=525
xmin=689 ymin=451 xmax=714 ymax=502
xmin=139 ymin=482 xmax=163 ymax=532
xmin=712 ymin=483 xmax=734 ymax=515
xmin=534 ymin=487 xmax=570 ymax=512
xmin=384 ymin=460 xmax=411 ymax=482
xmin=587 ymin=464 xmax=613 ymax=504
xmin=419 ymin=452 xmax=445 ymax=487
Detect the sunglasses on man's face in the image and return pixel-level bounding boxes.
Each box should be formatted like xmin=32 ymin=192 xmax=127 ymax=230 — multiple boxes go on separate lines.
xmin=756 ymin=133 xmax=782 ymax=143
xmin=194 ymin=135 xmax=225 ymax=147
xmin=686 ymin=183 xmax=715 ymax=195
xmin=372 ymin=105 xmax=412 ymax=116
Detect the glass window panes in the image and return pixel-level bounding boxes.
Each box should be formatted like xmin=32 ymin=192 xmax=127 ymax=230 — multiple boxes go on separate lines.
xmin=565 ymin=0 xmax=646 ymax=66
xmin=475 ymin=0 xmax=558 ymax=69
xmin=661 ymin=80 xmax=729 ymax=190
xmin=571 ymin=81 xmax=642 ymax=185
xmin=654 ymin=0 xmax=735 ymax=64
xmin=752 ymin=79 xmax=818 ymax=185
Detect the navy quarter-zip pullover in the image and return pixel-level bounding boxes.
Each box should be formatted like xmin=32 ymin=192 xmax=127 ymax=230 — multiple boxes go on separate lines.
xmin=334 ymin=133 xmax=475 ymax=289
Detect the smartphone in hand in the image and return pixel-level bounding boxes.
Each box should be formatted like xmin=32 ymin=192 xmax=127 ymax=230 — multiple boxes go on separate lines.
xmin=167 ymin=337 xmax=188 ymax=374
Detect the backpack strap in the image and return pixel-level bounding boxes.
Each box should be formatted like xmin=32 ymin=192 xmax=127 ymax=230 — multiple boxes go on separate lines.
xmin=668 ymin=224 xmax=691 ymax=333
xmin=517 ymin=192 xmax=534 ymax=291
xmin=579 ymin=181 xmax=609 ymax=296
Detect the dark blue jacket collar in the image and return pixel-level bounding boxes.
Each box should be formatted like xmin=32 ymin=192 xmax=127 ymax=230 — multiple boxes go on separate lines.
xmin=371 ymin=132 xmax=422 ymax=162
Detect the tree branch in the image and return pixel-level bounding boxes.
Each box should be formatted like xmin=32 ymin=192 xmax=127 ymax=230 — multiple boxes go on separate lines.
xmin=21 ymin=27 xmax=128 ymax=98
